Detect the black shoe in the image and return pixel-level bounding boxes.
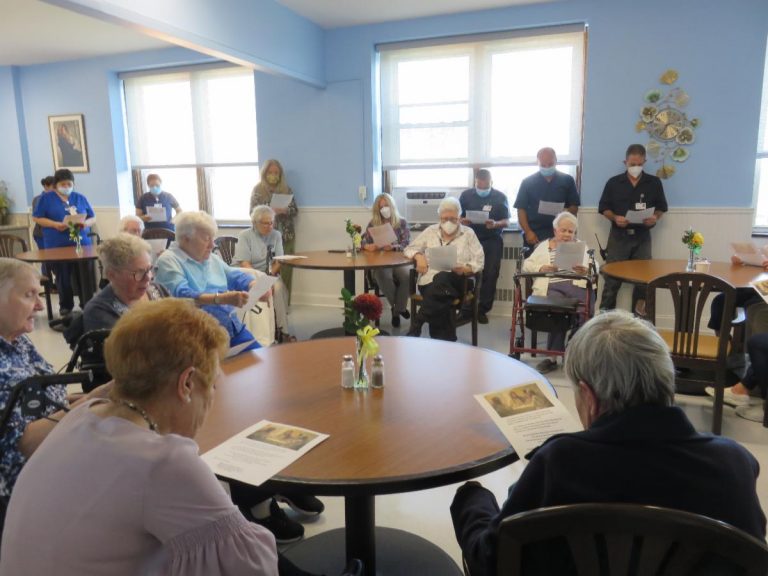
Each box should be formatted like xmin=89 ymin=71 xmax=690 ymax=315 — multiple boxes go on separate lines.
xmin=478 ymin=313 xmax=489 ymax=324
xmin=275 ymin=493 xmax=325 ymax=516
xmin=391 ymin=308 xmax=400 ymax=327
xmin=456 ymin=311 xmax=472 ymax=326
xmin=536 ymin=359 xmax=558 ymax=374
xmin=242 ymin=499 xmax=304 ymax=544
xmin=399 ymin=309 xmax=411 ymax=320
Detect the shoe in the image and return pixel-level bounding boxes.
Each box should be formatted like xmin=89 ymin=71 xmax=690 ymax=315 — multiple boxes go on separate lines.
xmin=341 ymin=559 xmax=364 ymax=576
xmin=478 ymin=313 xmax=489 ymax=324
xmin=242 ymin=499 xmax=304 ymax=544
xmin=735 ymin=405 xmax=764 ymax=423
xmin=399 ymin=309 xmax=411 ymax=320
xmin=391 ymin=308 xmax=400 ymax=328
xmin=704 ymin=386 xmax=754 ymax=407
xmin=536 ymin=359 xmax=558 ymax=374
xmin=275 ymin=493 xmax=325 ymax=516
xmin=456 ymin=311 xmax=472 ymax=326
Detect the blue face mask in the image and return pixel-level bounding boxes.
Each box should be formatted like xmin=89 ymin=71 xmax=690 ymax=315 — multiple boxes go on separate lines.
xmin=476 ymin=188 xmax=491 ymax=198
xmin=539 ymin=166 xmax=556 ymax=178
xmin=150 ymin=186 xmax=161 ymax=195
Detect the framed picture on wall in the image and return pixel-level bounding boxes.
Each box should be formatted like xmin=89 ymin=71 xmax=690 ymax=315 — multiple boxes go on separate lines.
xmin=48 ymin=114 xmax=89 ymax=173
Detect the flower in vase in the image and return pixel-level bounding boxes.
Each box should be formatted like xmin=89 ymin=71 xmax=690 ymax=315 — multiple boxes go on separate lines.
xmin=681 ymin=228 xmax=704 ymax=254
xmin=68 ymin=221 xmax=85 ymax=244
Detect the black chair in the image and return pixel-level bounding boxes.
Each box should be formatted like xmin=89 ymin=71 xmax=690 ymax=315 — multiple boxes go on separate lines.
xmin=141 ymin=228 xmax=175 ymax=249
xmin=0 ymin=233 xmax=54 ymax=321
xmin=494 ymin=503 xmax=768 ymax=576
xmin=65 ymin=328 xmax=112 ymax=393
xmin=214 ymin=236 xmax=238 ymax=265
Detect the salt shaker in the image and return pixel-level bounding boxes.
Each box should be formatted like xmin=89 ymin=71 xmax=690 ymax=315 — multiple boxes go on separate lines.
xmin=371 ymin=354 xmax=384 ymax=389
xmin=341 ymin=354 xmax=355 ymax=389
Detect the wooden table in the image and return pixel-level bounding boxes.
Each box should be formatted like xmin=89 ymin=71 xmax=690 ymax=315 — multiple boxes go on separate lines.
xmin=198 ymin=337 xmax=554 ymax=575
xmin=16 ymin=245 xmax=99 ymax=308
xmin=601 ymin=259 xmax=762 ymax=288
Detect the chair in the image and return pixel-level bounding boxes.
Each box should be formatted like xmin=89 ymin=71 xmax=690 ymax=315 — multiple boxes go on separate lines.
xmin=409 ymin=268 xmax=482 ymax=346
xmin=0 ymin=233 xmax=54 ymax=320
xmin=65 ymin=328 xmax=112 ymax=393
xmin=214 ymin=236 xmax=238 ymax=265
xmin=141 ymin=228 xmax=175 ymax=249
xmin=494 ymin=503 xmax=768 ymax=576
xmin=646 ymin=273 xmax=737 ymax=435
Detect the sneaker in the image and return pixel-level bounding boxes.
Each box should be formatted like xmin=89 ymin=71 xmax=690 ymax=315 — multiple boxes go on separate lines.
xmin=391 ymin=308 xmax=400 ymax=328
xmin=536 ymin=359 xmax=558 ymax=374
xmin=275 ymin=493 xmax=325 ymax=516
xmin=478 ymin=313 xmax=489 ymax=324
xmin=704 ymin=386 xmax=754 ymax=407
xmin=242 ymin=499 xmax=304 ymax=544
xmin=735 ymin=405 xmax=764 ymax=423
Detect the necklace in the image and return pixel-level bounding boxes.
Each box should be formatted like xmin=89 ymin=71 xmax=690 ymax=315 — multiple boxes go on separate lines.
xmin=115 ymin=399 xmax=159 ymax=432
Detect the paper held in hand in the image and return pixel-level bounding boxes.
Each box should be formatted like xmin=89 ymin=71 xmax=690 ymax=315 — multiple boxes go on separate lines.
xmin=426 ymin=245 xmax=458 ymax=272
xmin=225 ymin=339 xmax=258 ymax=358
xmin=269 ymin=194 xmax=294 ymax=210
xmin=750 ymin=273 xmax=768 ymax=304
xmin=238 ymin=274 xmax=279 ymax=322
xmin=368 ymin=223 xmax=398 ymax=247
xmin=202 ymin=420 xmax=328 ymax=487
xmin=62 ymin=213 xmax=86 ymax=225
xmin=475 ymin=381 xmax=582 ymax=459
xmin=554 ymin=240 xmax=586 ymax=272
xmin=731 ymin=242 xmax=768 ymax=267
xmin=625 ymin=207 xmax=654 ymax=224
xmin=538 ymin=200 xmax=564 ymax=216
xmin=465 ymin=210 xmax=489 ymax=224
xmin=146 ymin=205 xmax=167 ymax=222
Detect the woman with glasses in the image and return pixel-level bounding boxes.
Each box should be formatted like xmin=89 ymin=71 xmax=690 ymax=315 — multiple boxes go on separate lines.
xmin=82 ymin=234 xmax=168 ymax=333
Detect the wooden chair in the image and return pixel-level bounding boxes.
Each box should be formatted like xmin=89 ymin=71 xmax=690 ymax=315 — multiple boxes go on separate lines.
xmin=0 ymin=233 xmax=54 ymax=320
xmin=141 ymin=228 xmax=175 ymax=249
xmin=494 ymin=503 xmax=768 ymax=576
xmin=409 ymin=268 xmax=482 ymax=346
xmin=646 ymin=273 xmax=737 ymax=435
xmin=214 ymin=236 xmax=238 ymax=265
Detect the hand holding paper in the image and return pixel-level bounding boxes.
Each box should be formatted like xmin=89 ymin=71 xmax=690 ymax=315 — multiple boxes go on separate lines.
xmin=465 ymin=210 xmax=490 ymax=224
xmin=554 ymin=241 xmax=586 ymax=272
xmin=146 ymin=206 xmax=167 ymax=222
xmin=269 ymin=194 xmax=294 ymax=210
xmin=731 ymin=242 xmax=768 ymax=267
xmin=625 ymin=207 xmax=654 ymax=224
xmin=63 ymin=213 xmax=86 ymax=225
xmin=426 ymin=245 xmax=458 ymax=272
xmin=239 ymin=275 xmax=279 ymax=321
xmin=368 ymin=223 xmax=398 ymax=247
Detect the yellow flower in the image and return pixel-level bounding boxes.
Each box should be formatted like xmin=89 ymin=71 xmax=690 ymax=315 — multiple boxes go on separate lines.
xmin=356 ymin=325 xmax=380 ymax=356
xmin=692 ymin=232 xmax=704 ymax=246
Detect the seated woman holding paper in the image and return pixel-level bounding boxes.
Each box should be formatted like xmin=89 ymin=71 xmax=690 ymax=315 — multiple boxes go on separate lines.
xmin=403 ymin=197 xmax=484 ymax=341
xmin=362 ymin=193 xmax=412 ymax=327
xmin=155 ymin=211 xmax=264 ymax=353
xmin=522 ymin=211 xmax=594 ymax=374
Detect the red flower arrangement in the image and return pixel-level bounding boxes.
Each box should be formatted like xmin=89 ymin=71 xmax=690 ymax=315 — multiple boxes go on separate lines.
xmin=341 ymin=288 xmax=382 ymax=333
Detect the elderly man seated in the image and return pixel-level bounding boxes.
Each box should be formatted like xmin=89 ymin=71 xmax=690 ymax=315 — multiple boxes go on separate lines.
xmin=155 ymin=211 xmax=266 ymax=353
xmin=404 ymin=197 xmax=484 ymax=341
xmin=451 ymin=311 xmax=766 ymax=576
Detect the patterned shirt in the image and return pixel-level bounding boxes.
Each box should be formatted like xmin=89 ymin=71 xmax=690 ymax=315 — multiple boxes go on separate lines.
xmin=361 ymin=218 xmax=411 ymax=250
xmin=249 ymin=184 xmax=298 ymax=244
xmin=0 ymin=335 xmax=66 ymax=504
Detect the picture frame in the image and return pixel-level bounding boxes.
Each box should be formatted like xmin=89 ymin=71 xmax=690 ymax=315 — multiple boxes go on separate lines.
xmin=48 ymin=114 xmax=89 ymax=173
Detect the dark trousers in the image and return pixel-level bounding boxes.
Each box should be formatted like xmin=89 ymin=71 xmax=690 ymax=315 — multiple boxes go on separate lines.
xmin=545 ymin=282 xmax=594 ymax=351
xmin=707 ymin=288 xmax=762 ymax=332
xmin=477 ymin=235 xmax=503 ymax=314
xmin=744 ymin=333 xmax=768 ymax=395
xmin=413 ymin=272 xmax=465 ymax=341
xmin=599 ymin=228 xmax=652 ymax=311
xmin=53 ymin=262 xmax=77 ymax=312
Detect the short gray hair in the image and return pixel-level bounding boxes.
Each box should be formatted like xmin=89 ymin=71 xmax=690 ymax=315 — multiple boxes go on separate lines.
xmin=0 ymin=258 xmax=39 ymax=303
xmin=438 ymin=196 xmax=461 ymax=216
xmin=565 ymin=310 xmax=675 ymax=414
xmin=553 ymin=211 xmax=578 ymax=229
xmin=251 ymin=205 xmax=275 ymax=225
xmin=97 ymin=233 xmax=152 ymax=274
xmin=119 ymin=214 xmax=144 ymax=233
xmin=174 ymin=211 xmax=218 ymax=240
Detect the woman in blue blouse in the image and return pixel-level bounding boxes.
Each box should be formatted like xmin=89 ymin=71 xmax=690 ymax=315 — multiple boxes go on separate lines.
xmin=32 ymin=169 xmax=96 ymax=316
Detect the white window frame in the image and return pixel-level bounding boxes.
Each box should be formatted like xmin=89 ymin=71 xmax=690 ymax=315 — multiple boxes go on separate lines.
xmin=754 ymin=38 xmax=768 ymax=232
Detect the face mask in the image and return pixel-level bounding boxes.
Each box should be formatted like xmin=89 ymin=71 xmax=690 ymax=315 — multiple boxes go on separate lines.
xmin=379 ymin=206 xmax=391 ymax=219
xmin=149 ymin=185 xmax=161 ymax=195
xmin=627 ymin=165 xmax=643 ymax=178
xmin=441 ymin=220 xmax=458 ymax=235
xmin=57 ymin=186 xmax=72 ymax=196
xmin=266 ymin=174 xmax=280 ymax=185
xmin=539 ymin=166 xmax=556 ymax=178
xmin=476 ymin=187 xmax=491 ymax=198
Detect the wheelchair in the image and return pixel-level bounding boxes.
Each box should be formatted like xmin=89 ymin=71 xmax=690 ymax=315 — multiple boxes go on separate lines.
xmin=508 ymin=246 xmax=599 ymax=361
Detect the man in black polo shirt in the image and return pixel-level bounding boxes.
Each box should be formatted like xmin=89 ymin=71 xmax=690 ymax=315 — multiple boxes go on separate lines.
xmin=514 ymin=147 xmax=580 ymax=250
xmin=459 ymin=169 xmax=510 ymax=324
xmin=598 ymin=144 xmax=668 ymax=313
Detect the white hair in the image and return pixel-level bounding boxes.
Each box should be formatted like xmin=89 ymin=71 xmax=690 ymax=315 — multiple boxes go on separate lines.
xmin=119 ymin=214 xmax=144 ymax=233
xmin=553 ymin=211 xmax=578 ymax=229
xmin=0 ymin=258 xmax=39 ymax=303
xmin=437 ymin=196 xmax=461 ymax=216
xmin=174 ymin=211 xmax=218 ymax=240
xmin=97 ymin=233 xmax=152 ymax=274
xmin=565 ymin=310 xmax=675 ymax=414
xmin=251 ymin=205 xmax=275 ymax=225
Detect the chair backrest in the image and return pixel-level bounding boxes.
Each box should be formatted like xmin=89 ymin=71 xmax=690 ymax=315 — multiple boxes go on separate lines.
xmin=497 ymin=503 xmax=768 ymax=576
xmin=646 ymin=273 xmax=735 ymax=361
xmin=66 ymin=328 xmax=112 ymax=393
xmin=141 ymin=228 xmax=176 ymax=248
xmin=214 ymin=236 xmax=238 ymax=265
xmin=0 ymin=233 xmax=28 ymax=257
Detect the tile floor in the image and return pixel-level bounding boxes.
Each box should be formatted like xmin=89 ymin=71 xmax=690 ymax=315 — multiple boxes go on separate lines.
xmin=27 ymin=301 xmax=768 ymax=568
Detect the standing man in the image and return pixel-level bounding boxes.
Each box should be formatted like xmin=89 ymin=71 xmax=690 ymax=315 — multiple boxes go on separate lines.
xmin=459 ymin=169 xmax=510 ymax=324
xmin=598 ymin=144 xmax=668 ymax=314
xmin=514 ymin=147 xmax=580 ymax=250
xmin=135 ymin=173 xmax=182 ymax=232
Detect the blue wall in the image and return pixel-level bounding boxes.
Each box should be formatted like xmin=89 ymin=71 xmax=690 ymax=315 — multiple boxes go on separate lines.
xmin=0 ymin=67 xmax=30 ymax=211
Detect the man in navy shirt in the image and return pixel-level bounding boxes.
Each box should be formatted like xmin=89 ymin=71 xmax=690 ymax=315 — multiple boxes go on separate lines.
xmin=135 ymin=173 xmax=182 ymax=232
xmin=514 ymin=147 xmax=580 ymax=250
xmin=459 ymin=169 xmax=510 ymax=324
xmin=598 ymin=144 xmax=668 ymax=313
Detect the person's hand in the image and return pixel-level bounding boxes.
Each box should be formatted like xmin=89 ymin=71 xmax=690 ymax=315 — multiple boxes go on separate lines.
xmin=763 ymin=260 xmax=768 ymax=272
xmin=363 ymin=244 xmax=377 ymax=252
xmin=460 ymin=217 xmax=472 ymax=226
xmin=382 ymin=244 xmax=394 ymax=252
xmin=452 ymin=265 xmax=472 ymax=276
xmin=219 ymin=291 xmax=249 ymax=307
xmin=139 ymin=214 xmax=152 ymax=222
xmin=273 ymin=207 xmax=288 ymax=216
xmin=485 ymin=219 xmax=496 ymax=229
xmin=614 ymin=215 xmax=629 ymax=228
xmin=415 ymin=254 xmax=428 ymax=274
xmin=539 ymin=264 xmax=558 ymax=273
xmin=524 ymin=230 xmax=539 ymax=245
xmin=258 ymin=287 xmax=272 ymax=302
xmin=54 ymin=222 xmax=68 ymax=232
xmin=643 ymin=215 xmax=657 ymax=227
xmin=572 ymin=265 xmax=588 ymax=275
xmin=269 ymin=261 xmax=281 ymax=276
xmin=731 ymin=255 xmax=743 ymax=265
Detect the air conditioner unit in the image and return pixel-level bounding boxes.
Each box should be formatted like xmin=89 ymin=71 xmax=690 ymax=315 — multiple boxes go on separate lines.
xmin=405 ymin=191 xmax=446 ymax=225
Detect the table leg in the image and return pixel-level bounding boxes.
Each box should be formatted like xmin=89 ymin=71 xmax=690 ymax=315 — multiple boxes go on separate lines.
xmin=345 ymin=494 xmax=376 ymax=575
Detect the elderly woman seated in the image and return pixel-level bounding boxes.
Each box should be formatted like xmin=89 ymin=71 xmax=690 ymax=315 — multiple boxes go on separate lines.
xmin=118 ymin=214 xmax=144 ymax=237
xmin=156 ymin=211 xmax=266 ymax=352
xmin=234 ymin=206 xmax=294 ymax=342
xmin=404 ymin=197 xmax=484 ymax=341
xmin=522 ymin=211 xmax=595 ymax=374
xmin=0 ymin=258 xmax=105 ymax=533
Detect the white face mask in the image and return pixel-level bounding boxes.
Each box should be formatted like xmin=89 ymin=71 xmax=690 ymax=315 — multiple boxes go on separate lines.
xmin=379 ymin=206 xmax=391 ymax=219
xmin=58 ymin=186 xmax=73 ymax=196
xmin=440 ymin=220 xmax=458 ymax=235
xmin=627 ymin=165 xmax=643 ymax=178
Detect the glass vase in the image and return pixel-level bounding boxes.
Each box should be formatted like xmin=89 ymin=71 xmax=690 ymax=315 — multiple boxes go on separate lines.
xmin=74 ymin=237 xmax=83 ymax=255
xmin=355 ymin=337 xmax=369 ymax=390
xmin=686 ymin=248 xmax=695 ymax=272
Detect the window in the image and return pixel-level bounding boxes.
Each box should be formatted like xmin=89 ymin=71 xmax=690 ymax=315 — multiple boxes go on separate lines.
xmin=378 ymin=26 xmax=586 ymax=222
xmin=754 ymin=41 xmax=768 ymax=229
xmin=122 ymin=66 xmax=259 ymax=222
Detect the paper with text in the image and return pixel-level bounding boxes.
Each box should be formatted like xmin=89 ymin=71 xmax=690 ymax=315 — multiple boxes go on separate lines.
xmin=475 ymin=381 xmax=582 ymax=459
xmin=427 ymin=245 xmax=458 ymax=272
xmin=625 ymin=207 xmax=654 ymax=224
xmin=466 ymin=210 xmax=490 ymax=224
xmin=63 ymin=213 xmax=86 ymax=225
xmin=554 ymin=241 xmax=586 ymax=271
xmin=368 ymin=223 xmax=398 ymax=247
xmin=538 ymin=200 xmax=565 ymax=216
xmin=239 ymin=275 xmax=279 ymax=322
xmin=147 ymin=206 xmax=167 ymax=222
xmin=269 ymin=194 xmax=294 ymax=209
xmin=731 ymin=242 xmax=768 ymax=267
xmin=202 ymin=420 xmax=328 ymax=487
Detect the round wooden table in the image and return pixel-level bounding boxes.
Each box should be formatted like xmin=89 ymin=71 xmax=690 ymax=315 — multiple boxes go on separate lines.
xmin=601 ymin=259 xmax=762 ymax=288
xmin=198 ymin=337 xmax=554 ymax=575
xmin=16 ymin=245 xmax=99 ymax=308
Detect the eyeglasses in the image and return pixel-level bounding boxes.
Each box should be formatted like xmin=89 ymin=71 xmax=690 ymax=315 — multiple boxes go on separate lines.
xmin=127 ymin=266 xmax=153 ymax=282
xmin=258 ymin=220 xmax=274 ymax=226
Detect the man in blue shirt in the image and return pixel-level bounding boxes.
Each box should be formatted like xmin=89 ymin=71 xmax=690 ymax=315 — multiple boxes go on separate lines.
xmin=135 ymin=173 xmax=182 ymax=232
xmin=459 ymin=169 xmax=509 ymax=324
xmin=514 ymin=147 xmax=580 ymax=250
